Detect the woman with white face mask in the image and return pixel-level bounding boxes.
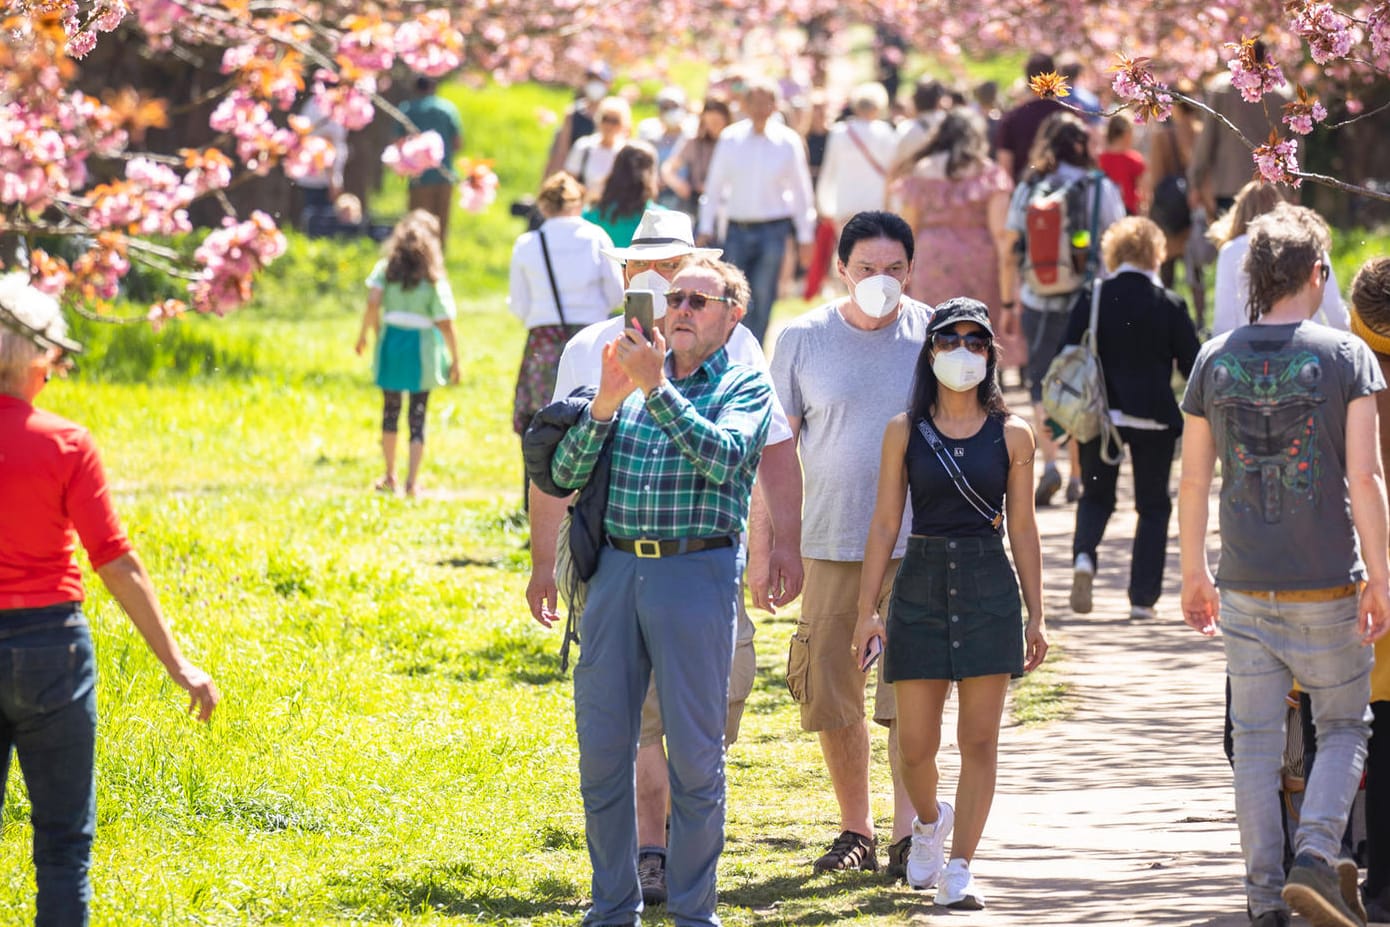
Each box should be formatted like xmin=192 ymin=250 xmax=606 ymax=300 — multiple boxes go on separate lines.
xmin=852 ymin=297 xmax=1046 ymax=911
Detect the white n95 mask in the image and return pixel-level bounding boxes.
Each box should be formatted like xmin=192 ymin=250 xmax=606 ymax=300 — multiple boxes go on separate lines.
xmin=932 ymin=347 xmax=987 ymax=392
xmin=627 ymin=270 xmax=669 ymax=317
xmin=853 ymin=275 xmax=903 ymax=319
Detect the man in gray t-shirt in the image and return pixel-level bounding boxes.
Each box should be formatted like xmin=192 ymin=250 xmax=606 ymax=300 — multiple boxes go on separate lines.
xmin=1178 ymin=203 xmax=1390 ymax=927
xmin=767 ymin=211 xmax=930 ymax=876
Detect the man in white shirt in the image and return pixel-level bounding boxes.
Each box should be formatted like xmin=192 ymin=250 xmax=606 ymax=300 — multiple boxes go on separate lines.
xmin=527 ymin=208 xmax=804 ymax=910
xmin=697 ymin=77 xmax=816 ymax=344
xmin=815 ymin=83 xmax=898 ymax=237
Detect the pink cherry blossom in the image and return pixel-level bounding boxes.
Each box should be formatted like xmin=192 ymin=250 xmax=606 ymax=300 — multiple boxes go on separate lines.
xmin=1226 ymin=40 xmax=1288 ymax=103
xmin=458 ymin=163 xmax=500 ymax=213
xmin=312 ymin=75 xmax=377 ymax=132
xmin=190 ymin=212 xmax=287 ymax=315
xmin=92 ymin=1 xmax=129 ymax=33
xmin=395 ymin=10 xmax=464 ymax=77
xmin=1252 ymin=137 xmax=1302 ymax=187
xmin=65 ymin=30 xmax=98 ymax=59
xmin=1290 ymin=2 xmax=1355 ymax=66
xmin=382 ymin=132 xmax=445 ymax=177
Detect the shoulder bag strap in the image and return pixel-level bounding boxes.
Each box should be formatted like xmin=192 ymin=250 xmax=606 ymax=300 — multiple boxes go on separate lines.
xmin=915 ymin=419 xmax=1004 ymax=533
xmin=537 ymin=229 xmax=568 ymax=327
xmin=1085 ymin=169 xmax=1105 ymax=280
xmin=845 ymin=124 xmax=886 ymax=177
xmin=1084 ymin=280 xmax=1125 ymax=466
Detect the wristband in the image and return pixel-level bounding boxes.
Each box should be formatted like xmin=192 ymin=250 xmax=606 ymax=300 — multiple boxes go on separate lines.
xmin=1001 ymin=300 xmax=1017 ymax=310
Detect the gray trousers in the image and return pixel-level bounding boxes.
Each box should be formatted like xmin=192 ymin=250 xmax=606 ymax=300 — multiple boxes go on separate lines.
xmin=575 ymin=544 xmax=740 ymax=927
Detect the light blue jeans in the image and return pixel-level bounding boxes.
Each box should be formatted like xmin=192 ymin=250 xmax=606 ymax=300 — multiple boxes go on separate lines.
xmin=573 ymin=544 xmax=741 ymax=927
xmin=1221 ymin=589 xmax=1373 ymax=917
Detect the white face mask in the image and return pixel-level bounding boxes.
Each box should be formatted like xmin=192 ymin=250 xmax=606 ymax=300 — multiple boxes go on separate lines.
xmin=851 ymin=274 xmax=903 ymax=319
xmin=628 ymin=270 xmax=670 ymax=318
xmin=661 ymin=108 xmax=686 ymax=129
xmin=932 ymin=347 xmax=988 ymax=392
xmin=584 ymin=81 xmax=608 ymax=103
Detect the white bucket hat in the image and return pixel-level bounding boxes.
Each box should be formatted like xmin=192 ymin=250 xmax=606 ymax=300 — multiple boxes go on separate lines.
xmin=602 ymin=209 xmax=722 ymax=262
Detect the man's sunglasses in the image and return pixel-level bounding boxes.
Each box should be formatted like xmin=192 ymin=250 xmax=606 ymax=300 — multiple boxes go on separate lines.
xmin=931 ymin=331 xmax=991 ymax=354
xmin=666 ymin=290 xmax=731 ymax=311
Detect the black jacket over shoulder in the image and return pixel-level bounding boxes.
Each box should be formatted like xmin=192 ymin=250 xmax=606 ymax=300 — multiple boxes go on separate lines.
xmin=521 ymin=386 xmax=610 ymax=581
xmin=1061 ymin=271 xmax=1201 ymax=431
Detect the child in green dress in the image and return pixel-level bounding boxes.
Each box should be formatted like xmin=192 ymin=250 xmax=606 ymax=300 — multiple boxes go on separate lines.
xmin=355 ymin=210 xmax=460 ymax=496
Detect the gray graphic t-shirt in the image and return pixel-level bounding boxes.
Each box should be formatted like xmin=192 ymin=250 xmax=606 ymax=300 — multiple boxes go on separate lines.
xmin=1182 ymin=320 xmax=1385 ymax=589
xmin=771 ymin=298 xmax=932 ymax=561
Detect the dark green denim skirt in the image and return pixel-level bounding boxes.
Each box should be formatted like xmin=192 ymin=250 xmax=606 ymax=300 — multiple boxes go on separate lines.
xmin=884 ymin=535 xmax=1024 ymax=682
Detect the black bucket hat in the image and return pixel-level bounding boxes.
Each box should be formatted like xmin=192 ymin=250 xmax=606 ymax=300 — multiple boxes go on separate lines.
xmin=926 ymin=297 xmax=993 ymax=338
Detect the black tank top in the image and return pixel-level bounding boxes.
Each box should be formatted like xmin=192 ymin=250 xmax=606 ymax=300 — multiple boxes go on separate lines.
xmin=907 ymin=414 xmax=1009 ymax=538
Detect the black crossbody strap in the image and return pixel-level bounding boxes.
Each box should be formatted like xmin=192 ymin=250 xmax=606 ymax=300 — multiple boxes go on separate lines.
xmin=915 ymin=419 xmax=1004 ymax=534
xmin=537 ymin=229 xmax=568 ymax=326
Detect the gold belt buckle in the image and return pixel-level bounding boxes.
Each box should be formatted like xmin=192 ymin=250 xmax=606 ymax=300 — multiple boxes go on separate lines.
xmin=634 ymin=539 xmax=662 ymax=559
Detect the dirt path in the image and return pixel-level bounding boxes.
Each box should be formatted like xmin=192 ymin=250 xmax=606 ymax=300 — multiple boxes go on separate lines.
xmin=897 ymin=441 xmax=1251 ymax=925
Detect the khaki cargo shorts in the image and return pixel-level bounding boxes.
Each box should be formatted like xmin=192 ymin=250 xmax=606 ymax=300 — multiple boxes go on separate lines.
xmin=638 ymin=596 xmax=756 ymax=748
xmin=786 ymin=558 xmax=898 ymax=731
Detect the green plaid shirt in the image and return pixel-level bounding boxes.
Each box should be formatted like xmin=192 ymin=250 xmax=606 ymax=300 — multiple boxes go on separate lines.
xmin=552 ymin=347 xmax=773 ymax=538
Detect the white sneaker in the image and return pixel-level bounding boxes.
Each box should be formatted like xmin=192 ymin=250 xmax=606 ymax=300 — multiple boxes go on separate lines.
xmin=935 ymin=857 xmax=984 ymax=909
xmin=1070 ymin=554 xmax=1095 ymax=614
xmin=1129 ymin=604 xmax=1158 ymax=620
xmin=906 ymin=802 xmax=953 ymax=890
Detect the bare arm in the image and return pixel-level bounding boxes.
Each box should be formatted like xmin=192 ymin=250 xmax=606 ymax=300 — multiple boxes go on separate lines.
xmin=991 ymin=193 xmax=1019 ymax=336
xmin=436 ymin=319 xmax=461 ymax=384
xmin=95 ymin=552 xmax=219 ymax=721
xmin=355 ymin=288 xmax=382 ymax=355
xmin=852 ymin=416 xmax=909 ymax=659
xmin=1178 ymin=413 xmax=1221 ymax=636
xmin=1003 ymin=415 xmax=1047 ymax=671
xmin=660 ymin=136 xmax=692 ymax=202
xmin=996 ymin=149 xmax=1015 ymax=184
xmin=1346 ymin=394 xmax=1390 ymax=642
xmin=542 ymin=112 xmax=575 ymax=182
xmin=748 ymin=435 xmax=804 ymax=612
xmin=526 ymin=483 xmax=574 ymax=628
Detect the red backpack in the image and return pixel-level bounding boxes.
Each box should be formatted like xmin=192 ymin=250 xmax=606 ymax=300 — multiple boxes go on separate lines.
xmin=1022 ymin=170 xmax=1104 ymax=297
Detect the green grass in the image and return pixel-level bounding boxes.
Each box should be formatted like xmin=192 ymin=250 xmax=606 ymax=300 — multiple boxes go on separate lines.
xmin=1008 ymin=645 xmax=1073 ymax=726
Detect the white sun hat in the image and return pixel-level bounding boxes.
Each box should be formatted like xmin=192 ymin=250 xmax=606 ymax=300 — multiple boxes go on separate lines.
xmin=601 ymin=209 xmax=722 ymax=262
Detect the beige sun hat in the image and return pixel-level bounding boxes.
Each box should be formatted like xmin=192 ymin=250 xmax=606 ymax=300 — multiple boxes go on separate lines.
xmin=601 ymin=209 xmax=722 ymax=262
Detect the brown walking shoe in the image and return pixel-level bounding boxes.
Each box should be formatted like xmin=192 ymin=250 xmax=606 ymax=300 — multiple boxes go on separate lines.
xmin=812 ymin=830 xmax=878 ymax=872
xmin=884 ymin=835 xmax=911 ymax=881
xmin=1282 ymin=853 xmax=1365 ymax=927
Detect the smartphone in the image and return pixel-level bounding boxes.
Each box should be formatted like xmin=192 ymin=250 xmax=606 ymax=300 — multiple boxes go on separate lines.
xmin=624 ymin=290 xmax=657 ymax=343
xmin=860 ymin=635 xmax=883 ymax=673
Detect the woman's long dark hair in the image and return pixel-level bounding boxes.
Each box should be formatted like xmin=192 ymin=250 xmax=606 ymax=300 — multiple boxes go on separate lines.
xmin=1023 ymin=111 xmax=1092 ymax=183
xmin=900 ymin=109 xmax=989 ymax=182
xmin=596 ymin=141 xmax=657 ymax=223
xmin=908 ymin=334 xmax=1009 ymax=424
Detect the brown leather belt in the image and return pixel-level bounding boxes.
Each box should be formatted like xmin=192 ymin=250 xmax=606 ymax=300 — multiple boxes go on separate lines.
xmin=609 ymin=536 xmax=736 ymax=559
xmin=1228 ymin=583 xmax=1359 ymax=603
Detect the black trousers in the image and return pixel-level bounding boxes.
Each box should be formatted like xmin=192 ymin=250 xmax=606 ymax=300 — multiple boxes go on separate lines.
xmin=1072 ymin=426 xmax=1176 ymax=608
xmin=1367 ymin=699 xmax=1390 ymax=897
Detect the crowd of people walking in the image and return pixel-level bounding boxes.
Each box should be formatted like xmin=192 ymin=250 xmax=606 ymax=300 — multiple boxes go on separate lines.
xmin=497 ymin=48 xmax=1390 ymax=927
xmin=5 ymin=39 xmax=1390 ymax=927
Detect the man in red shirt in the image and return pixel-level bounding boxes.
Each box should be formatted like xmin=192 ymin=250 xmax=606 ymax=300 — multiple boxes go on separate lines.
xmin=0 ymin=273 xmax=219 ymax=925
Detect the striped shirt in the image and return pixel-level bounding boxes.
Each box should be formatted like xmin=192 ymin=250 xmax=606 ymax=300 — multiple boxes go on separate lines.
xmin=552 ymin=347 xmax=773 ymax=538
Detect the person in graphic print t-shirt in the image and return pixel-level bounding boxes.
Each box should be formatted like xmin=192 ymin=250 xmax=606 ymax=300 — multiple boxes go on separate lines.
xmin=1178 ymin=203 xmax=1390 ymax=927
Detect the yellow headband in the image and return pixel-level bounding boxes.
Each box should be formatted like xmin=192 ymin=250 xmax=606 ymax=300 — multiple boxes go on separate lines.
xmin=1350 ymin=308 xmax=1390 ymax=357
